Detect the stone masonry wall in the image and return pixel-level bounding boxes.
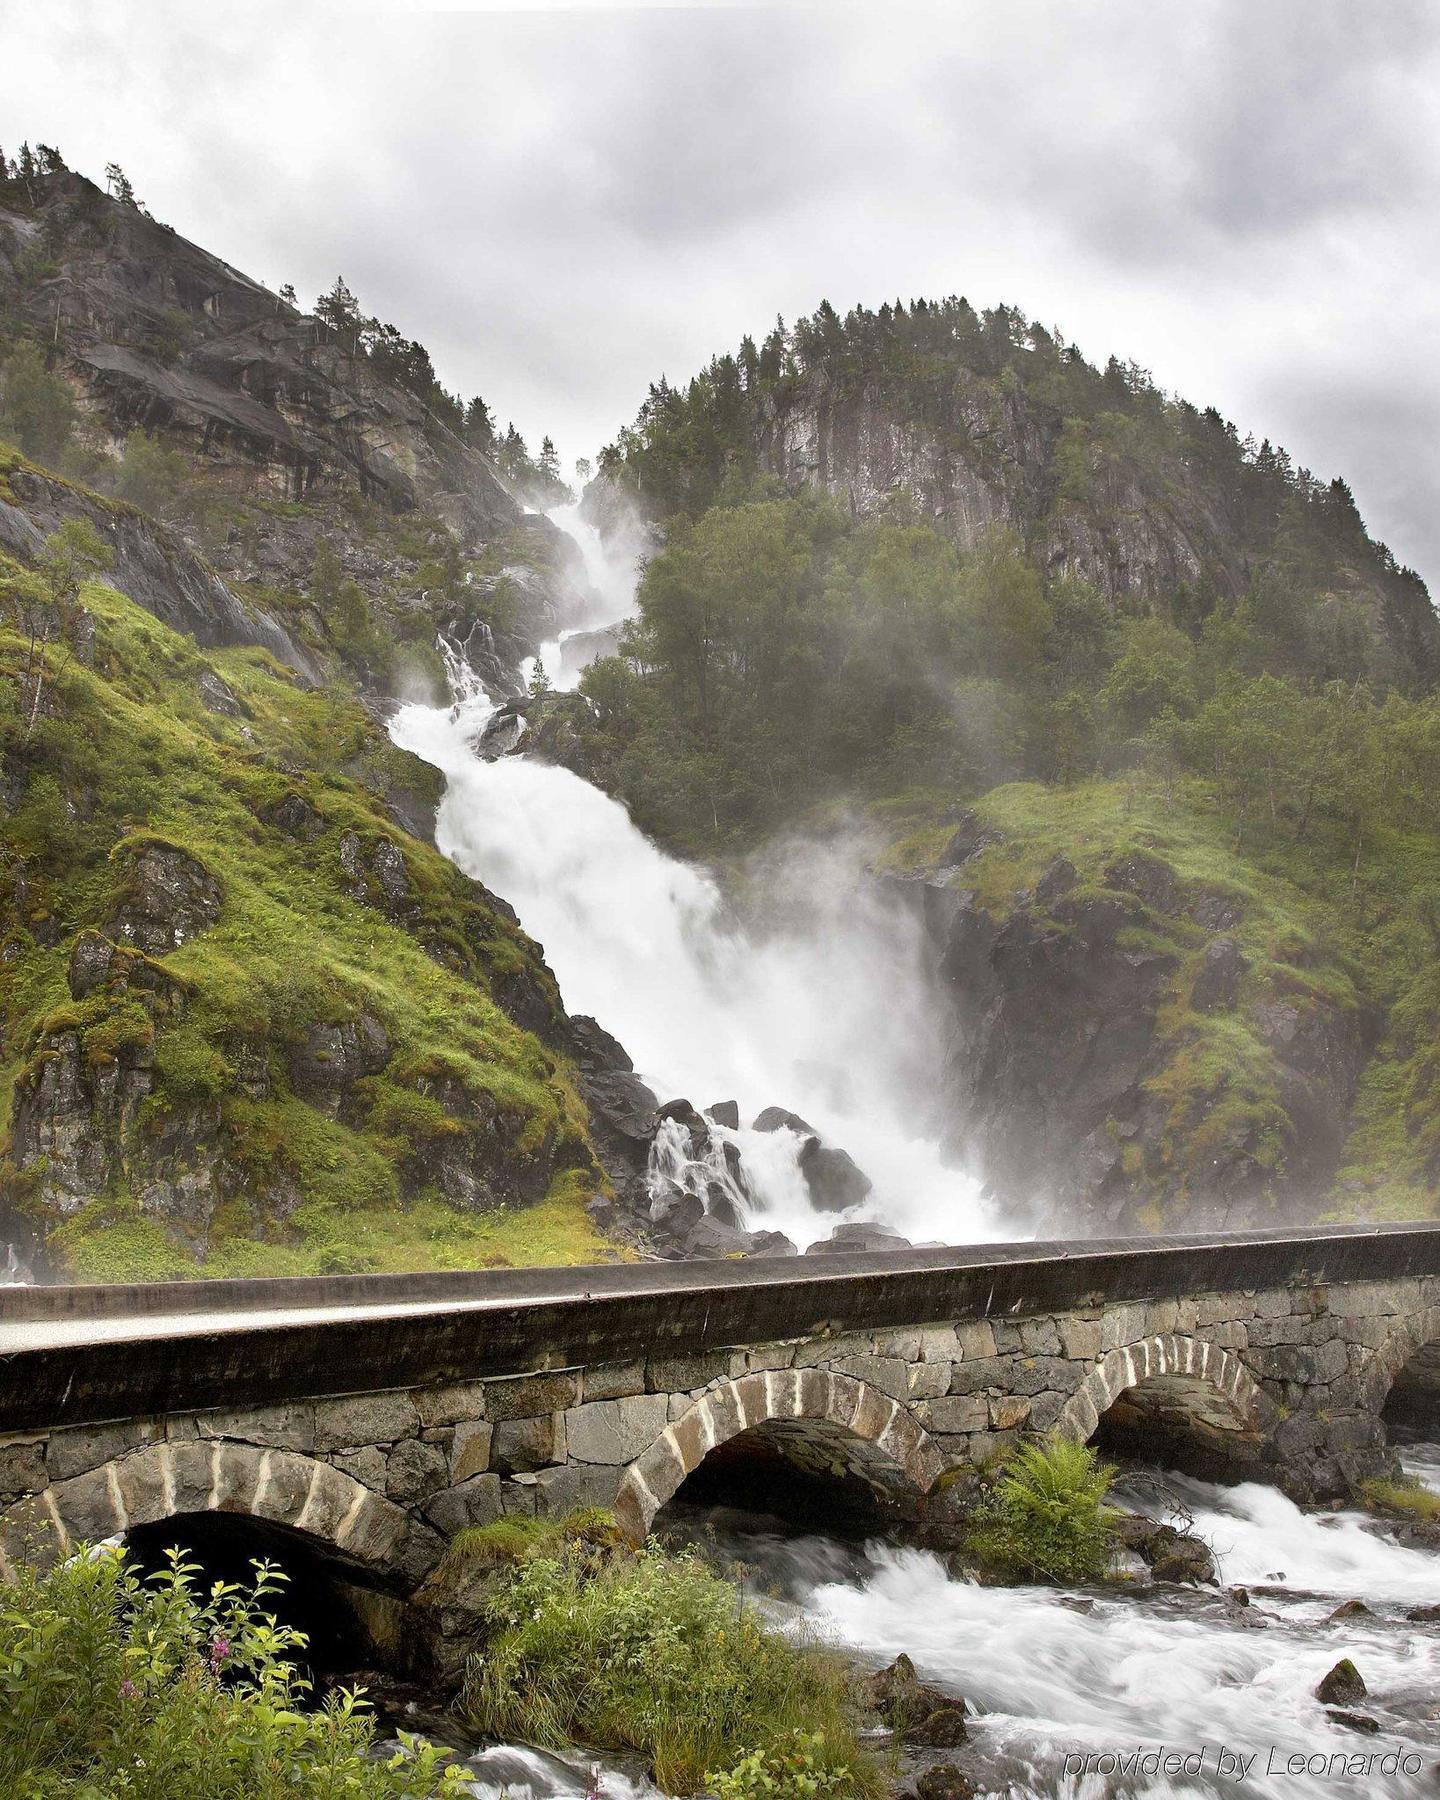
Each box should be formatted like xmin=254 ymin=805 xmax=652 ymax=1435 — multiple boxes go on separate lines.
xmin=2 ymin=1273 xmax=1437 ymax=1588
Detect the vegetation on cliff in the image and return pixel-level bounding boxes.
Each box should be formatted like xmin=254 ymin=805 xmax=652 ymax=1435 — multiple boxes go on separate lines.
xmin=0 ymin=445 xmax=610 ymax=1280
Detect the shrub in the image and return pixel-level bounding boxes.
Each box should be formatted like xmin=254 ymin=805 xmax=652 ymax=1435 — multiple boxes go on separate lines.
xmin=710 ymin=1732 xmax=854 ymax=1800
xmin=461 ymin=1540 xmax=881 ymax=1796
xmin=0 ymin=1544 xmax=467 ymax=1796
xmin=963 ymin=1438 xmax=1119 ymax=1584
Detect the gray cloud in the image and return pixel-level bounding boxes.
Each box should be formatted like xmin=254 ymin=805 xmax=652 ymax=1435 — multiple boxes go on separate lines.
xmin=2 ymin=0 xmax=1437 ymax=583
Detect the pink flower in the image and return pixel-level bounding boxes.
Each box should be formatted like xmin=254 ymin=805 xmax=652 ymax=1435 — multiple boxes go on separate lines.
xmin=118 ymin=1678 xmax=138 ymax=1701
xmin=209 ymin=1636 xmax=231 ymax=1671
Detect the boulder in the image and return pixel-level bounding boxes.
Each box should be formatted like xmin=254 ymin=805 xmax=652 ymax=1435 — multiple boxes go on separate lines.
xmin=807 ymin=1222 xmax=912 ymax=1254
xmin=707 ymin=1100 xmax=741 ymax=1129
xmin=649 ymin=1184 xmax=704 ymax=1241
xmin=1326 ymin=1710 xmax=1380 ymax=1735
xmin=752 ymin=1104 xmax=818 ymax=1136
xmin=1114 ymin=1515 xmax=1217 ymax=1585
xmin=799 ymin=1139 xmax=873 ymax=1212
xmin=746 ymin=1230 xmax=799 ymax=1257
xmin=268 ymin=791 xmax=323 ymax=838
xmin=1315 ymin=1659 xmax=1366 ymax=1707
xmin=197 ymin=668 xmax=244 ymax=716
xmin=914 ymin=1766 xmax=978 ymax=1800
xmin=864 ymin=1655 xmax=968 ymax=1746
xmin=107 ymin=843 xmax=222 ymax=954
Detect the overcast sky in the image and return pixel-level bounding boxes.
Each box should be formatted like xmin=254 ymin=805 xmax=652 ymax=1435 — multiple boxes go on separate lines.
xmin=4 ymin=1 xmax=1438 ymax=583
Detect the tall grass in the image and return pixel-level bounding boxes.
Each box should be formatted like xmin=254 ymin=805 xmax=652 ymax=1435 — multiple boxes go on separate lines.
xmin=460 ymin=1541 xmax=882 ymax=1796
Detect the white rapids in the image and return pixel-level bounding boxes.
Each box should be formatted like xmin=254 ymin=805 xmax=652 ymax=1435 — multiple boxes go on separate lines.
xmin=390 ymin=504 xmax=996 ymax=1250
xmin=716 ymin=1468 xmax=1440 ymax=1799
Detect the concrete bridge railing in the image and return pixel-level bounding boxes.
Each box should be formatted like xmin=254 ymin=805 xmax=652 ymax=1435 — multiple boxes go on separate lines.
xmin=2 ymin=1224 xmax=1438 ymax=1595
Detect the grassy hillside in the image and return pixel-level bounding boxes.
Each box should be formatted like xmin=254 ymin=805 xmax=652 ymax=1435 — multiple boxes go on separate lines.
xmin=0 ymin=447 xmax=615 ymax=1280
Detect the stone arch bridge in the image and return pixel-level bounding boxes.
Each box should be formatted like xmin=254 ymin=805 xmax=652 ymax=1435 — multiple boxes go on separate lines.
xmin=2 ymin=1225 xmax=1438 ymax=1608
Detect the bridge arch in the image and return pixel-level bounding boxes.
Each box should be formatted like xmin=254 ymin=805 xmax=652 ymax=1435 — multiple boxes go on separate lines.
xmin=1054 ymin=1333 xmax=1276 ymax=1476
xmin=614 ymin=1368 xmax=944 ymax=1541
xmin=0 ymin=1441 xmax=443 ymax=1593
xmin=1372 ymin=1305 xmax=1440 ymax=1444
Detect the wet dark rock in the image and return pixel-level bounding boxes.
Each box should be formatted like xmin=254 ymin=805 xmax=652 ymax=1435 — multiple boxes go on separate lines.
xmin=1115 ymin=1515 xmax=1217 ymax=1585
xmin=683 ymin=1215 xmax=756 ymax=1258
xmin=1315 ymin=1659 xmax=1366 ymax=1707
xmin=939 ymin=811 xmax=1003 ymax=870
xmin=1406 ymin=1603 xmax=1440 ymax=1622
xmin=1192 ymin=937 xmax=1247 ymax=1012
xmin=865 ymin=1655 xmax=968 ymax=1747
xmin=751 ymin=1105 xmax=873 ymax=1212
xmin=268 ymin=791 xmax=323 ymax=838
xmin=808 ymin=1221 xmax=912 ymax=1254
xmin=650 ymin=1185 xmax=705 ymax=1240
xmin=800 ymin=1139 xmax=873 ymax=1212
xmin=584 ymin=1070 xmax=659 ymax=1157
xmin=746 ymin=1229 xmax=799 ymax=1257
xmin=707 ymin=1100 xmax=741 ymax=1129
xmin=474 ymin=699 xmax=529 ymax=761
xmin=107 ymin=843 xmax=223 ymax=954
xmin=753 ymin=1105 xmax=818 ymax=1136
xmin=571 ymin=1015 xmax=633 ymax=1073
xmin=913 ymin=1766 xmax=979 ymax=1800
xmin=1328 ymin=1599 xmax=1374 ymax=1621
xmin=1327 ymin=1710 xmax=1380 ymax=1735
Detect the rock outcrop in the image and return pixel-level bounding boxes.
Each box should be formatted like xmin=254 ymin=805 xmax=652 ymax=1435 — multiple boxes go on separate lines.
xmin=911 ymin=825 xmax=1372 ymax=1233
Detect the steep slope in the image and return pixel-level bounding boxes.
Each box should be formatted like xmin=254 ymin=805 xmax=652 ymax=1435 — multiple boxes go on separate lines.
xmin=0 ymin=453 xmax=619 ymax=1281
xmin=0 ymin=163 xmax=592 ymax=693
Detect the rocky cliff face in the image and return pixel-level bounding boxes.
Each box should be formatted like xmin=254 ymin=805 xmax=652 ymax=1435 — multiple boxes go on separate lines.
xmin=0 ymin=172 xmax=516 ymax=540
xmin=895 ymin=806 xmax=1374 ymax=1234
xmin=756 ymin=373 xmax=1434 ymax=679
xmin=0 ymin=171 xmax=596 ymax=688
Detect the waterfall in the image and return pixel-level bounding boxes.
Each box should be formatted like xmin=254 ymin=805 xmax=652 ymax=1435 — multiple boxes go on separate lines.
xmin=390 ymin=506 xmax=998 ymax=1251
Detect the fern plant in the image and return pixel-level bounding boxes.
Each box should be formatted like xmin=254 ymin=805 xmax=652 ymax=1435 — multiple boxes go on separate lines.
xmin=964 ymin=1438 xmax=1119 ymax=1584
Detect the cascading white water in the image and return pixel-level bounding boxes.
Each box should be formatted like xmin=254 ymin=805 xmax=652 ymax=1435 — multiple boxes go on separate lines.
xmin=523 ymin=500 xmax=646 ymax=694
xmin=390 ymin=507 xmax=996 ymax=1250
xmin=727 ymin=1469 xmax=1440 ymax=1799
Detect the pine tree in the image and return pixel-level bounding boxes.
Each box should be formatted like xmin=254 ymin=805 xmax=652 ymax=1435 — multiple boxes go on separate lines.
xmin=464 ymin=395 xmax=495 ymax=451
xmin=103 ymin=162 xmax=136 ymax=206
xmin=278 ymin=282 xmax=297 ymax=309
xmin=315 ymin=277 xmax=361 ymax=352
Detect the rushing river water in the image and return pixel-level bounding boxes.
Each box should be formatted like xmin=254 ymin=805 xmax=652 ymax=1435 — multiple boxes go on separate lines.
xmin=388 ymin=504 xmax=1440 ymax=1795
